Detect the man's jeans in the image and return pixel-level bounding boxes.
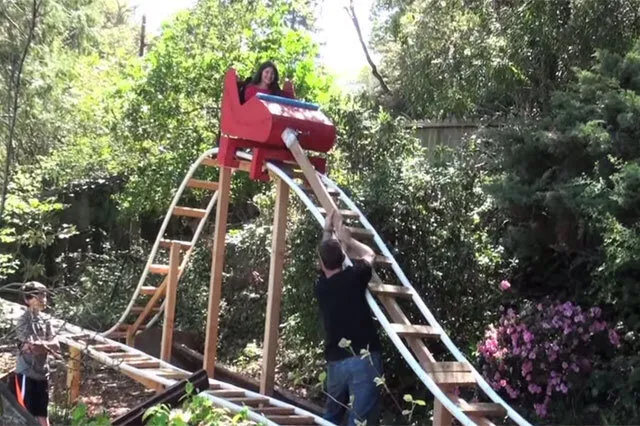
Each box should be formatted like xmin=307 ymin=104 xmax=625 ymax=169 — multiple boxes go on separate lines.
xmin=323 ymin=352 xmax=382 ymax=425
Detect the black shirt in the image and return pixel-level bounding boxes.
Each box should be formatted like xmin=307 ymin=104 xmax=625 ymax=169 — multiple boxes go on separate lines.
xmin=315 ymin=260 xmax=382 ymax=361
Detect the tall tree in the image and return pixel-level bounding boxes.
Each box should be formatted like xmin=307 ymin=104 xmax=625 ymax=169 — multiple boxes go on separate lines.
xmin=0 ymin=0 xmax=44 ymax=223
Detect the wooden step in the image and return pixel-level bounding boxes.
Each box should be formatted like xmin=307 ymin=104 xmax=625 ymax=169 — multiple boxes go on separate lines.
xmin=131 ymin=306 xmax=161 ymax=314
xmin=187 ymin=178 xmax=218 ymax=191
xmin=201 ymin=157 xmax=218 ymax=167
xmin=303 ymin=185 xmax=339 ymax=197
xmin=390 ymin=323 xmax=439 ymax=339
xmin=317 ymin=208 xmax=360 ymax=219
xmin=346 ymin=226 xmax=374 ymax=240
xmin=374 ymin=254 xmax=393 ymax=267
xmin=256 ymin=407 xmax=296 ymax=415
xmin=459 ymin=401 xmax=507 ymax=418
xmin=208 ymin=390 xmax=246 ymax=398
xmin=91 ymin=344 xmax=121 ymax=353
xmin=227 ymin=397 xmax=270 ymax=406
xmin=107 ymin=331 xmax=128 ymax=340
xmin=153 ymin=369 xmax=190 ymax=379
xmin=173 ymin=206 xmax=207 ymax=218
xmin=368 ymin=283 xmax=413 ymax=299
xmin=108 ymin=352 xmax=149 ymax=361
xmin=427 ymin=362 xmax=476 ymax=388
xmin=140 ymin=286 xmax=157 ymax=295
xmin=266 ymin=415 xmax=315 ymax=425
xmin=149 ymin=264 xmax=170 ymax=275
xmin=158 ymin=239 xmax=192 ymax=250
xmin=127 ymin=360 xmax=161 ymax=369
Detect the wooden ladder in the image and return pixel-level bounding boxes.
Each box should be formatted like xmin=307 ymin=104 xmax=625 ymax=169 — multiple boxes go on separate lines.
xmin=104 ymin=155 xmax=221 ymax=345
xmin=283 ymin=131 xmax=508 ymax=426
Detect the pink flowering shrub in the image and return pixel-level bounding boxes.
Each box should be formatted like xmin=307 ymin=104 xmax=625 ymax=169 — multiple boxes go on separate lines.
xmin=478 ymin=301 xmax=620 ymax=419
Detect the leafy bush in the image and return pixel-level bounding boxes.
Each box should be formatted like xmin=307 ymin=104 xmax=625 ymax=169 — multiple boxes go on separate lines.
xmin=478 ymin=301 xmax=620 ymax=421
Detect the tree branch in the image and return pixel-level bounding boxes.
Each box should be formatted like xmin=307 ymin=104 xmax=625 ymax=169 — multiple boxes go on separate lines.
xmin=344 ymin=0 xmax=391 ymax=94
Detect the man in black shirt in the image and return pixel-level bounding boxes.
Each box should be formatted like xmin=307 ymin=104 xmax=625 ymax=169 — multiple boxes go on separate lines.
xmin=315 ymin=210 xmax=383 ymax=425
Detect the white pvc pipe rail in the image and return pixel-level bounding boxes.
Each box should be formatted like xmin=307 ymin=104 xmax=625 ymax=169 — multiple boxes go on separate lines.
xmin=103 ymin=149 xmax=221 ymax=336
xmin=106 ymin=147 xmax=530 ymax=426
xmin=321 ymin=176 xmax=532 ymax=426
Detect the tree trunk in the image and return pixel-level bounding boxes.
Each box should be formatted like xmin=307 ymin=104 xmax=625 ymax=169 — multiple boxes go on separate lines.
xmin=344 ymin=0 xmax=391 ymax=94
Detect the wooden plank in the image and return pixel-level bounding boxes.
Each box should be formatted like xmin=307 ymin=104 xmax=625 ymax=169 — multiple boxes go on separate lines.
xmin=208 ymin=390 xmax=246 ymax=398
xmin=460 ymin=402 xmax=506 ymax=417
xmin=129 ymin=279 xmax=168 ymax=345
xmin=265 ymin=415 xmax=315 ymax=425
xmin=159 ymin=239 xmax=192 ymax=250
xmin=346 ymin=226 xmax=374 ymax=240
xmin=173 ymin=206 xmax=207 ymax=218
xmin=140 ymin=286 xmax=157 ymax=295
xmin=91 ymin=344 xmax=121 ymax=352
xmin=389 ymin=323 xmax=440 ymax=339
xmin=131 ymin=306 xmax=160 ymax=314
xmin=204 ymin=166 xmax=233 ymax=377
xmin=67 ymin=346 xmax=82 ymax=404
xmin=187 ymin=178 xmax=219 ymax=191
xmin=149 ymin=264 xmax=170 ymax=275
xmin=161 ymin=242 xmax=180 ymax=362
xmin=260 ymin=177 xmax=289 ymax=396
xmin=108 ymin=352 xmax=150 ymax=361
xmin=433 ymin=400 xmax=453 ymax=426
xmin=374 ymin=254 xmax=393 ymax=267
xmin=368 ymin=283 xmax=413 ymax=299
xmin=227 ymin=397 xmax=270 ymax=406
xmin=256 ymin=407 xmax=295 ymax=415
xmin=154 ymin=370 xmax=190 ymax=379
xmin=283 ymin=132 xmax=338 ymax=214
xmin=431 ymin=370 xmax=476 ymax=388
xmin=127 ymin=360 xmax=161 ymax=369
xmin=317 ymin=207 xmax=359 ymax=219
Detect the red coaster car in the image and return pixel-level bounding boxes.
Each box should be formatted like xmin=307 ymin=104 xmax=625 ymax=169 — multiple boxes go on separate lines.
xmin=218 ymin=68 xmax=336 ymax=181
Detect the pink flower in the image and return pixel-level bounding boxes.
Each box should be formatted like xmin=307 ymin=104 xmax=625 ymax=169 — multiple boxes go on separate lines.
xmin=523 ymin=330 xmax=534 ymax=343
xmin=499 ymin=280 xmax=511 ymax=291
xmin=534 ymin=403 xmax=547 ymax=417
xmin=609 ymin=329 xmax=621 ymax=347
xmin=499 ymin=379 xmax=507 ymax=388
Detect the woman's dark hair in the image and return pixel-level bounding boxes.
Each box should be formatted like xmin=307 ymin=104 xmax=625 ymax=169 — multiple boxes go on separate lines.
xmin=251 ymin=61 xmax=281 ymax=94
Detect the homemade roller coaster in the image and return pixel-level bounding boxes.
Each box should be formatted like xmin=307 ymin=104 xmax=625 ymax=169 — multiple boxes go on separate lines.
xmin=60 ymin=69 xmax=533 ymax=426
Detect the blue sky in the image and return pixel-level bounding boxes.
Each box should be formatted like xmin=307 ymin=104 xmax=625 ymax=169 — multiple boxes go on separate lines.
xmin=130 ymin=0 xmax=375 ymax=82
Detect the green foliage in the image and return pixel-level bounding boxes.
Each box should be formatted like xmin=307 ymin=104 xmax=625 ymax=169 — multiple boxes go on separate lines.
xmin=143 ymin=382 xmax=254 ymax=426
xmin=0 ymin=167 xmax=76 ymax=281
xmin=116 ymin=0 xmax=333 ymax=218
xmin=70 ymin=403 xmax=111 ymax=426
xmin=372 ymin=0 xmax=640 ymax=118
xmin=483 ymin=40 xmax=640 ymax=423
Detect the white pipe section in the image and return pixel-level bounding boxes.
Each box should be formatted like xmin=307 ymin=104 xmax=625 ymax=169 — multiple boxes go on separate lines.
xmin=103 ymin=148 xmax=221 ymax=336
xmin=320 ymin=175 xmax=533 ymax=426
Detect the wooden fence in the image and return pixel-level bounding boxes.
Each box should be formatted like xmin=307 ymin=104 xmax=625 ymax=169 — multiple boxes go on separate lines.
xmin=406 ymin=118 xmax=500 ymax=151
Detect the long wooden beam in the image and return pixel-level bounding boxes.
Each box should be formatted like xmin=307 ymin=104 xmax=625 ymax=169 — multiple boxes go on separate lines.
xmin=260 ymin=177 xmax=290 ymax=395
xmin=203 ymin=166 xmax=233 ymax=376
xmin=161 ymin=242 xmax=180 ymax=361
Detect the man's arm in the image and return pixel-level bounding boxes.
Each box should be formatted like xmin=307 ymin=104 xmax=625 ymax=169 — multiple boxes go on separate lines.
xmin=322 ymin=209 xmax=336 ymax=242
xmin=333 ymin=213 xmax=375 ymax=266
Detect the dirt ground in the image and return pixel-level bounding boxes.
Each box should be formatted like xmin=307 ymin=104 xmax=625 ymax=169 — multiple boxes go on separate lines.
xmin=1 ymin=347 xmax=156 ymax=421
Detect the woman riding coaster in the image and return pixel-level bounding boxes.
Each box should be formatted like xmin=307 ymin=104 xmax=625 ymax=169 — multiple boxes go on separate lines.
xmin=243 ymin=61 xmax=295 ymax=101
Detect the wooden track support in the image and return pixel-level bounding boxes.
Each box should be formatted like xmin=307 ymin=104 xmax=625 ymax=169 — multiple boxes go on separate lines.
xmin=260 ymin=176 xmax=290 ymax=395
xmin=66 ymin=346 xmax=82 ymax=404
xmin=160 ymin=242 xmax=180 ymax=362
xmin=282 ymin=129 xmax=338 ymax=215
xmin=203 ymin=166 xmax=233 ymax=376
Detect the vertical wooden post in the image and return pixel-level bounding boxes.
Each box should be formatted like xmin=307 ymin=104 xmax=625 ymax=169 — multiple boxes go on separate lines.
xmin=160 ymin=242 xmax=180 ymax=362
xmin=260 ymin=177 xmax=290 ymax=395
xmin=67 ymin=346 xmax=82 ymax=404
xmin=433 ymin=400 xmax=453 ymax=426
xmin=203 ymin=166 xmax=233 ymax=376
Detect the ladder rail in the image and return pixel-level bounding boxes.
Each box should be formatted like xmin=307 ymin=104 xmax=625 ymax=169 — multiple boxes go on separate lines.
xmin=321 ymin=175 xmax=532 ymax=426
xmin=241 ymin=151 xmax=478 ymax=426
xmin=103 ymin=148 xmax=221 ymax=337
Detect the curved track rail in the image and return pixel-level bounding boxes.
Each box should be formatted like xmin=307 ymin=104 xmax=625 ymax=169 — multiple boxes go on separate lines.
xmin=105 ymin=148 xmax=531 ymax=426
